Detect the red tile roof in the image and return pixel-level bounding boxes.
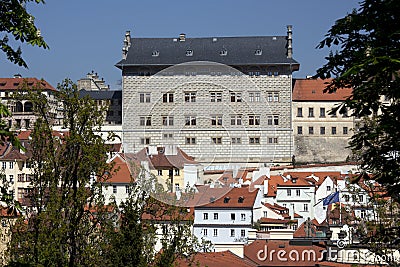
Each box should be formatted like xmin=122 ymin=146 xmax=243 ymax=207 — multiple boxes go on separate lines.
xmin=292 ymin=78 xmax=352 ymax=101
xmin=101 ymin=154 xmax=137 ymax=184
xmin=127 ymin=147 xmax=197 ymax=169
xmin=244 ymin=240 xmax=326 ymax=266
xmin=0 ymin=77 xmax=56 ymax=91
xmin=175 ymin=251 xmax=257 ymax=267
xmin=196 ymin=186 xmax=259 ymax=209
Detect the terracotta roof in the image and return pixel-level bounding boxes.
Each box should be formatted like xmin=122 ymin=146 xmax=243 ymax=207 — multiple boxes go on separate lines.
xmin=292 ymin=78 xmax=352 ymax=101
xmin=259 ymin=217 xmax=293 ymax=224
xmin=127 ymin=147 xmax=197 ymax=169
xmin=196 ymin=186 xmax=259 ymax=209
xmin=318 ymin=261 xmax=379 ymax=267
xmin=175 ymin=251 xmax=257 ymax=267
xmin=17 ymin=131 xmax=32 ymax=140
xmin=0 ymin=77 xmax=56 ymax=91
xmin=244 ymin=239 xmax=326 ymax=266
xmin=102 ymin=154 xmax=136 ymax=183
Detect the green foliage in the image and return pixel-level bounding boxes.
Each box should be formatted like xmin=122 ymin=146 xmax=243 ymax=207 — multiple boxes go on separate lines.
xmin=0 ymin=0 xmax=48 ymax=67
xmin=7 ymin=79 xmax=113 ymax=266
xmin=315 ymin=1 xmax=400 ymax=262
xmin=315 ymin=0 xmax=400 ymax=199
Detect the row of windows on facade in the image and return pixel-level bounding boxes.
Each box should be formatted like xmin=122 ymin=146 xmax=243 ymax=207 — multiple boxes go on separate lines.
xmin=297 ymin=126 xmax=349 ymax=135
xmin=1 ymin=161 xmax=31 ymax=170
xmin=203 ymin=212 xmax=247 ymax=221
xmin=139 ymin=115 xmax=279 ymax=127
xmin=139 ymin=91 xmax=280 ymax=103
xmin=297 ymin=107 xmax=349 ymax=118
xmin=201 ymin=228 xmax=247 ymax=238
xmin=6 ymin=118 xmax=31 ymax=129
xmin=140 ymin=136 xmax=279 ymax=145
xmin=94 ymin=99 xmax=122 ymax=106
xmin=6 ymin=174 xmax=33 ymax=184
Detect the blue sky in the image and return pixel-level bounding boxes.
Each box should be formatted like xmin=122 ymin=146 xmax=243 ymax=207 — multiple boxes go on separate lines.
xmin=0 ymin=0 xmax=360 ymax=89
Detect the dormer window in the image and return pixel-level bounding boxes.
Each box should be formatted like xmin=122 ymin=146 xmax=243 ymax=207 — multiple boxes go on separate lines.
xmin=186 ymin=50 xmax=193 ymax=56
xmin=220 ymin=49 xmax=227 ymax=56
xmin=223 ymin=197 xmax=230 ymax=203
xmin=255 ymin=49 xmax=262 ymax=56
xmin=238 ymin=196 xmax=244 ymax=203
xmin=152 ymin=50 xmax=159 ymax=57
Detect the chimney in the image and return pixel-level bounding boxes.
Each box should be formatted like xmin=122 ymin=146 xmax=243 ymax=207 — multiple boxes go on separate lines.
xmin=122 ymin=30 xmax=131 ymax=59
xmin=287 ymin=25 xmax=293 ymax=59
xmin=179 ymin=33 xmax=186 ymax=42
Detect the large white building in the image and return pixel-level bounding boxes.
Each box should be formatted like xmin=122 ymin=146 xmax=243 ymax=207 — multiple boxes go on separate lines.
xmin=116 ymin=27 xmax=300 ymax=164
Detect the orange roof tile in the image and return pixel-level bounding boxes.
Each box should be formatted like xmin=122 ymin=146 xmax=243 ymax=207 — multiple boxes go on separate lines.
xmin=244 ymin=240 xmax=326 ymax=266
xmin=293 ymin=78 xmax=352 ymax=101
xmin=0 ymin=77 xmax=56 ymax=91
xmin=175 ymin=251 xmax=257 ymax=267
xmin=196 ymin=186 xmax=259 ymax=209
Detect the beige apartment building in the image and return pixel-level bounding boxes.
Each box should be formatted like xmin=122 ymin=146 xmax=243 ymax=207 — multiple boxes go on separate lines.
xmin=116 ymin=26 xmax=300 ymax=164
xmin=292 ymin=78 xmax=354 ymax=163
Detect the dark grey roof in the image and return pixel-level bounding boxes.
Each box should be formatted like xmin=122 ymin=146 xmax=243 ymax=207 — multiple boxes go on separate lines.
xmin=115 ymin=36 xmax=299 ymax=68
xmin=79 ymin=89 xmax=121 ymax=100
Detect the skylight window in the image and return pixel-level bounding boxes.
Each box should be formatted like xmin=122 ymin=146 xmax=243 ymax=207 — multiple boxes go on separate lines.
xmin=152 ymin=50 xmax=159 ymax=57
xmin=186 ymin=50 xmax=193 ymax=56
xmin=220 ymin=49 xmax=227 ymax=56
xmin=255 ymin=49 xmax=263 ymax=56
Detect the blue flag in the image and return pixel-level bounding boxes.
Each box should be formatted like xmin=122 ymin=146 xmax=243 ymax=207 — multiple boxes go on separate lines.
xmin=323 ymin=192 xmax=339 ymax=206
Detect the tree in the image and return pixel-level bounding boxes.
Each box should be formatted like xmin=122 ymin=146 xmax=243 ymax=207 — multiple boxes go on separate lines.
xmin=7 ymin=79 xmax=114 ymax=266
xmin=315 ymin=0 xmax=400 ymax=263
xmin=315 ymin=0 xmax=400 ymax=199
xmin=0 ymin=0 xmax=48 ymax=68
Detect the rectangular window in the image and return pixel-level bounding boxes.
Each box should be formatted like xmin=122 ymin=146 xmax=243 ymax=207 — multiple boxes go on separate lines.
xmin=203 ymin=213 xmax=208 ymax=220
xmin=185 ymin=137 xmax=196 ymax=145
xmin=213 ymin=213 xmax=218 ymax=220
xmin=287 ymin=189 xmax=291 ymax=196
xmin=304 ymin=204 xmax=309 ymax=211
xmin=158 ymin=170 xmax=163 ymax=176
xmin=231 ymin=213 xmax=235 ymax=220
xmin=296 ymin=189 xmax=300 ymax=196
xmin=230 ymin=115 xmax=242 ymax=126
xmin=359 ymin=195 xmax=364 ymax=202
xmin=162 ymin=93 xmax=174 ymax=103
xmin=140 ymin=138 xmax=150 ymax=145
xmin=308 ymin=108 xmax=314 ymax=117
xmin=249 ymin=137 xmax=260 ymax=144
xmin=267 ymin=116 xmax=273 ymax=125
xmin=273 ymin=115 xmax=279 ymax=125
xmin=309 ymin=126 xmax=314 ymax=135
xmin=263 ymin=211 xmax=268 ymax=217
xmin=2 ymin=162 xmax=6 ymax=169
xmin=211 ymin=137 xmax=222 ymax=144
xmin=203 ymin=229 xmax=208 ymax=236
xmin=185 ymin=116 xmax=196 ymax=126
xmin=210 ymin=92 xmax=222 ymax=102
xmin=320 ymin=127 xmax=326 ymax=135
xmin=18 ymin=174 xmax=24 ymax=182
xmin=139 ymin=116 xmax=151 ymax=126
xmin=213 ymin=229 xmax=218 ymax=237
xmin=297 ymin=126 xmax=303 ymax=135
xmin=327 ymin=186 xmax=331 ymax=191
xmin=249 ymin=92 xmax=260 ymax=102
xmin=163 ymin=133 xmax=173 ymax=139
xmin=249 ymin=115 xmax=260 ymax=125
xmin=332 ymin=127 xmax=337 ymax=135
xmin=267 ymin=92 xmax=273 ymax=102
xmin=241 ymin=214 xmax=246 ymax=221
xmin=343 ymin=127 xmax=348 ymax=135
xmin=273 ymin=92 xmax=279 ymax=102
xmin=241 ymin=230 xmax=246 ymax=237
xmin=231 ymin=137 xmax=241 ymax=144
xmin=162 ymin=116 xmax=174 ymax=126
xmin=320 ymin=107 xmax=325 ymax=118
xmin=9 ymin=162 xmax=14 ymax=169
xmin=184 ymin=92 xmax=196 ymax=102
xmin=174 ymin=169 xmax=180 ymax=176
xmin=297 ymin=107 xmax=303 ymax=117
xmin=125 ymin=185 xmax=131 ymax=194
xmin=113 ymin=185 xmax=117 ymax=194
xmin=230 ymin=92 xmax=242 ymax=102
xmin=211 ymin=115 xmax=223 ymax=126
xmin=139 ymin=93 xmax=151 ymax=103
xmin=230 ymin=229 xmax=235 ymax=237
xmin=9 ymin=175 xmax=14 ymax=184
